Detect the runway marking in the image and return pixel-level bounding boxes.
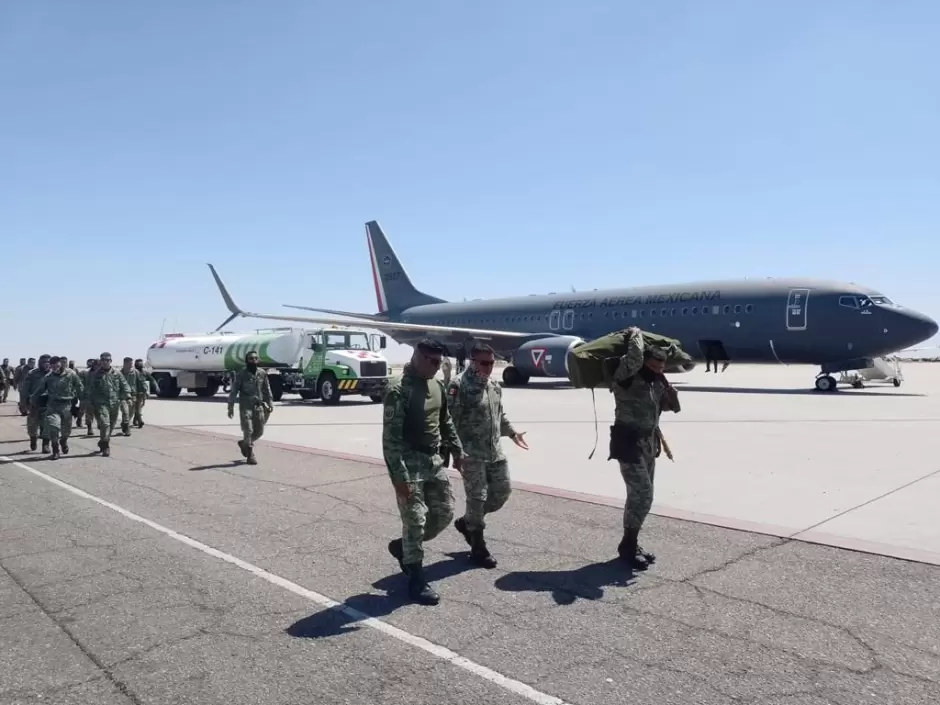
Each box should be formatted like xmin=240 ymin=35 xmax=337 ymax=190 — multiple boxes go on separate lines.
xmin=0 ymin=456 xmax=575 ymax=705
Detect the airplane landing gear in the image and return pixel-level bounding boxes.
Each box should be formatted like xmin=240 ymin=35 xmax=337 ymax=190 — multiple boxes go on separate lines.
xmin=502 ymin=366 xmax=529 ymax=387
xmin=814 ymin=374 xmax=837 ymax=392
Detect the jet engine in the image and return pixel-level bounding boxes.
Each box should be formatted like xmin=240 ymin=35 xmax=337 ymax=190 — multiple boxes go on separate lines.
xmin=510 ymin=336 xmax=584 ymax=378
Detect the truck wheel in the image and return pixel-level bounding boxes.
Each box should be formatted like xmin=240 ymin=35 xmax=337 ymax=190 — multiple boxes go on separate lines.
xmin=318 ymin=373 xmax=341 ymax=405
xmin=370 ymin=394 xmax=382 ymax=403
xmin=157 ymin=377 xmax=182 ymax=398
xmin=269 ymin=375 xmax=284 ymax=402
xmin=298 ymin=390 xmax=315 ymax=401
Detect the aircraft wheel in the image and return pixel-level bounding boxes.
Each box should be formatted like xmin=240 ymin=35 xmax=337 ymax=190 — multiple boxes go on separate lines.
xmin=502 ymin=366 xmax=528 ymax=387
xmin=893 ymin=378 xmax=901 ymax=387
xmin=815 ymin=375 xmax=837 ymax=392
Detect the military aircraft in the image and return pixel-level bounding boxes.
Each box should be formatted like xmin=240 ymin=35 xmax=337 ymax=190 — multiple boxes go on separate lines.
xmin=208 ymin=221 xmax=938 ymax=392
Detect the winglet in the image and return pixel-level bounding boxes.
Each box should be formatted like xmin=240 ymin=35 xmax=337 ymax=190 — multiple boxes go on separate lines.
xmin=207 ymin=263 xmax=244 ymax=331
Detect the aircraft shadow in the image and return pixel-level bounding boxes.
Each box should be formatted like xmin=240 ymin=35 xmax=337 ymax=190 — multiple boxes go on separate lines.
xmin=284 ymin=552 xmax=478 ymax=639
xmin=493 ymin=559 xmax=636 ymax=605
xmin=677 ymin=385 xmax=925 ymax=398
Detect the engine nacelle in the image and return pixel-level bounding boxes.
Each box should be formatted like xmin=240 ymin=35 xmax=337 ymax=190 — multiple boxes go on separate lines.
xmin=665 ymin=361 xmax=696 ymax=374
xmin=511 ymin=336 xmax=584 ymax=378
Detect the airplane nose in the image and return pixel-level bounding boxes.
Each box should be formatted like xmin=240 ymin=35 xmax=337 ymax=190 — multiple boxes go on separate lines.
xmin=902 ymin=309 xmax=938 ymax=346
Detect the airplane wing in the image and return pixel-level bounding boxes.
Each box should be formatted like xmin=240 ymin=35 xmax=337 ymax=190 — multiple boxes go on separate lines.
xmin=207 ymin=264 xmax=541 ymax=353
xmin=282 ymin=304 xmax=387 ymax=321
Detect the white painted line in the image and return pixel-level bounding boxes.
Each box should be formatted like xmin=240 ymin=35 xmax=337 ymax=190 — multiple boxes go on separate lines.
xmin=1 ymin=456 xmax=574 ymax=705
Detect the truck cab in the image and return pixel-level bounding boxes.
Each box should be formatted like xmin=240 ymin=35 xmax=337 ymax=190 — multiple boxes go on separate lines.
xmin=297 ymin=328 xmax=391 ymax=404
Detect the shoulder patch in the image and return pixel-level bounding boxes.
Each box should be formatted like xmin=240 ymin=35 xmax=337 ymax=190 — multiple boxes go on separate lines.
xmin=448 ymin=385 xmax=458 ymax=397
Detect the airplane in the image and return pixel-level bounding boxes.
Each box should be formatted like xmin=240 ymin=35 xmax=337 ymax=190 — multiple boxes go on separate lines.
xmin=208 ymin=220 xmax=938 ymax=393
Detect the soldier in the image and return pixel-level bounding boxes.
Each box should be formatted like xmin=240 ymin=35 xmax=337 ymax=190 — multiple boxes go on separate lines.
xmin=226 ymin=350 xmax=273 ymax=465
xmin=608 ymin=327 xmax=680 ymax=571
xmin=86 ymin=352 xmax=132 ymax=457
xmin=30 ymin=356 xmax=83 ymax=459
xmin=20 ymin=355 xmax=51 ymax=452
xmin=117 ymin=357 xmax=138 ymax=436
xmin=383 ymin=339 xmax=464 ymax=605
xmin=132 ymin=358 xmax=156 ymax=427
xmin=0 ymin=358 xmax=13 ymax=403
xmin=80 ymin=358 xmax=98 ymax=435
xmin=447 ymin=343 xmax=528 ymax=568
xmin=15 ymin=357 xmax=34 ymax=412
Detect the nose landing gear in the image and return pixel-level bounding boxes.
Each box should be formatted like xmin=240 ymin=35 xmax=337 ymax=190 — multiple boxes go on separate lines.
xmin=814 ymin=373 xmax=838 ymax=392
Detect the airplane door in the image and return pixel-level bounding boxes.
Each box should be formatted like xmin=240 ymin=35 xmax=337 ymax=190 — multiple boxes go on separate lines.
xmin=562 ymin=309 xmax=575 ymax=331
xmin=549 ymin=310 xmax=561 ymax=331
xmin=786 ymin=288 xmax=810 ymax=331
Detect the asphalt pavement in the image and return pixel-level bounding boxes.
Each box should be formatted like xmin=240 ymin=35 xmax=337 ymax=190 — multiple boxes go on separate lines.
xmin=1 ymin=405 xmax=938 ymax=705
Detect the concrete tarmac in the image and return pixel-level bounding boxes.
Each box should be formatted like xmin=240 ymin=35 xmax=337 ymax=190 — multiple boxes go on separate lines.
xmin=152 ymin=362 xmax=940 ymax=564
xmin=1 ymin=397 xmax=939 ymax=704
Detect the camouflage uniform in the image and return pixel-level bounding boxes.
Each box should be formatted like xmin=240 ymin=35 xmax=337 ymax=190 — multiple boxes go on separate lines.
xmin=447 ymin=365 xmax=518 ymax=568
xmin=383 ymin=362 xmax=463 ymax=602
xmin=78 ymin=360 xmax=97 ymax=434
xmin=133 ymin=364 xmax=156 ymax=427
xmin=118 ymin=364 xmax=138 ymax=435
xmin=20 ymin=359 xmax=51 ymax=451
xmin=0 ymin=361 xmax=13 ymax=403
xmin=441 ymin=356 xmax=453 ymax=385
xmin=31 ymin=367 xmax=83 ymax=458
xmin=227 ymin=366 xmax=273 ymax=463
xmin=609 ymin=331 xmax=680 ymax=569
xmin=86 ymin=365 xmax=132 ymax=455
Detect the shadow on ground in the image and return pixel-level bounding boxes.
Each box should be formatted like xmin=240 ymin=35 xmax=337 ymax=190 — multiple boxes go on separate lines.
xmin=494 ymin=558 xmax=636 ymax=605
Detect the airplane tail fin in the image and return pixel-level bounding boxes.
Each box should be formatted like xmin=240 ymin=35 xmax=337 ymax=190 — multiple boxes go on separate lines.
xmin=365 ymin=220 xmax=446 ymax=314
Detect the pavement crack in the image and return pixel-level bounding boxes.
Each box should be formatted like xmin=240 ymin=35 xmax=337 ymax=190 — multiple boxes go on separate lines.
xmin=0 ymin=561 xmax=145 ymax=704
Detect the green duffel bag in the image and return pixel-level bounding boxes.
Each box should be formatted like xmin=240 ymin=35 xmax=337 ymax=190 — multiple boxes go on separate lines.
xmin=566 ymin=328 xmax=692 ymax=389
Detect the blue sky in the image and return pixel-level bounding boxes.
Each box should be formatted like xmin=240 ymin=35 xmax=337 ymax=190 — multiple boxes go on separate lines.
xmin=2 ymin=0 xmax=938 ymax=364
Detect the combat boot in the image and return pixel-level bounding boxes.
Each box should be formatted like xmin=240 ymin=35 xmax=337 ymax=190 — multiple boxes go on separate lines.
xmin=50 ymin=441 xmax=60 ymax=460
xmin=237 ymin=440 xmax=250 ymax=458
xmin=29 ymin=437 xmax=37 ymax=452
xmin=636 ymin=543 xmax=656 ymax=564
xmin=468 ymin=529 xmax=497 ymax=569
xmin=60 ymin=439 xmax=70 ymax=455
xmin=617 ymin=529 xmax=648 ymax=571
xmin=41 ymin=439 xmax=50 ymax=454
xmin=85 ymin=426 xmax=94 ymax=437
xmin=453 ymin=517 xmax=472 ymax=546
xmin=246 ymin=448 xmax=258 ymax=465
xmin=121 ymin=422 xmax=130 ymax=436
xmin=99 ymin=440 xmax=110 ymax=457
xmin=388 ymin=538 xmax=408 ymax=574
xmin=404 ymin=563 xmax=440 ymax=606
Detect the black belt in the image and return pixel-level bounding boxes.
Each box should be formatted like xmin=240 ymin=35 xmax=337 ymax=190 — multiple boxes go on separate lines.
xmin=407 ymin=444 xmax=440 ymax=455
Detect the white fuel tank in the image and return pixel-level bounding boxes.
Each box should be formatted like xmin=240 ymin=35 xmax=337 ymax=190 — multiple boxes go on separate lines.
xmin=146 ymin=330 xmax=306 ymax=372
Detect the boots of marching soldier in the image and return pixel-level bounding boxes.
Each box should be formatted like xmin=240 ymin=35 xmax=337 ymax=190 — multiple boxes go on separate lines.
xmin=50 ymin=441 xmax=60 ymax=461
xmin=469 ymin=529 xmax=497 ymax=569
xmin=404 ymin=562 xmax=440 ymax=605
xmin=98 ymin=439 xmax=110 ymax=457
xmin=618 ymin=528 xmax=649 ymax=571
xmin=30 ymin=437 xmax=37 ymax=452
xmin=121 ymin=421 xmax=130 ymax=437
xmin=41 ymin=438 xmax=50 ymax=454
xmin=60 ymin=438 xmax=70 ymax=455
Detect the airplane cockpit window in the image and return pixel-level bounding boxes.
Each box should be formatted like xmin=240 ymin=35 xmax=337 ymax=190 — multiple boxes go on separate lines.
xmin=839 ymin=296 xmax=859 ymax=309
xmin=869 ymin=296 xmax=894 ymax=306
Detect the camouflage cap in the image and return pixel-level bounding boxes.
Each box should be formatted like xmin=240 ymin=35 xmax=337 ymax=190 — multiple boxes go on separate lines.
xmin=416 ymin=338 xmax=448 ymax=356
xmin=645 ymin=346 xmax=668 ymax=362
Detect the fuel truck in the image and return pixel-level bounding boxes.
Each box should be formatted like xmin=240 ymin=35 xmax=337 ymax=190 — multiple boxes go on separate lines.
xmin=146 ymin=326 xmax=391 ymax=404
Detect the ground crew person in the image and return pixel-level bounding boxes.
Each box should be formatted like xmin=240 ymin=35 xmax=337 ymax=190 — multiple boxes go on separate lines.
xmin=608 ymin=327 xmax=680 ymax=571
xmin=447 ymin=343 xmax=528 ymax=569
xmin=383 ymin=338 xmax=464 ymax=606
xmin=226 ymin=350 xmax=273 ymax=465
xmin=0 ymin=358 xmax=13 ymax=403
xmin=20 ymin=355 xmax=51 ymax=452
xmin=133 ymin=358 xmax=156 ymax=427
xmin=30 ymin=356 xmax=83 ymax=459
xmin=86 ymin=352 xmax=132 ymax=457
xmin=80 ymin=358 xmax=97 ymax=435
xmin=118 ymin=357 xmax=138 ymax=436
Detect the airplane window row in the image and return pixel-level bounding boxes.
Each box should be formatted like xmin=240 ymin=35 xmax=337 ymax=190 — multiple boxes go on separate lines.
xmin=427 ymin=303 xmax=756 ymax=327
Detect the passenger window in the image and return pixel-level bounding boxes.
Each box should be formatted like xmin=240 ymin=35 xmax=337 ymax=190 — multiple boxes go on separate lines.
xmin=661 ymin=308 xmax=667 ymax=316
xmin=734 ymin=305 xmax=742 ymax=314
xmin=745 ymin=304 xmax=753 ymax=313
xmin=712 ymin=305 xmax=720 ymax=315
xmin=691 ymin=307 xmax=698 ymax=315
xmin=650 ymin=309 xmax=657 ymax=317
xmin=670 ymin=308 xmax=677 ymax=316
xmin=723 ymin=305 xmax=731 ymax=314
xmin=631 ymin=310 xmax=637 ymax=319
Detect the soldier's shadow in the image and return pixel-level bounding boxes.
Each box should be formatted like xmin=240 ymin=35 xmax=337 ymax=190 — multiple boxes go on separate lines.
xmin=493 ymin=559 xmax=637 ymax=605
xmin=285 ymin=552 xmax=474 ymax=640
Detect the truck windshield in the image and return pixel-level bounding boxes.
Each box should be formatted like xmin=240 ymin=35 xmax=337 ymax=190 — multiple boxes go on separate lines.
xmin=323 ymin=332 xmax=370 ymax=350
